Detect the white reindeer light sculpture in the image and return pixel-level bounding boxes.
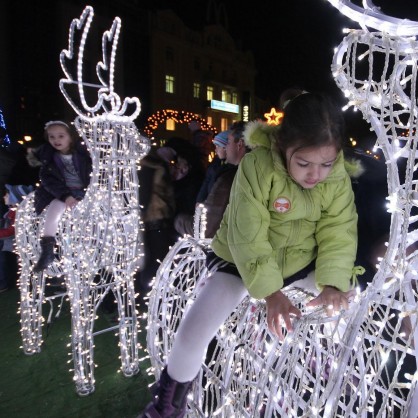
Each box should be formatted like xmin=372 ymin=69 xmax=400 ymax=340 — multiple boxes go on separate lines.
xmin=146 ymin=1 xmax=418 ymax=416
xmin=16 ymin=6 xmax=149 ymax=396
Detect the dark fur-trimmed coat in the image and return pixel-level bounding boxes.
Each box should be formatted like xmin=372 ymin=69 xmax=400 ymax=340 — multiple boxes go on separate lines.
xmin=29 ymin=142 xmax=92 ymax=215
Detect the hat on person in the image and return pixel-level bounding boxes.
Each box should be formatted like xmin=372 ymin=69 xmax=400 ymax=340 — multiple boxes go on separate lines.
xmin=5 ymin=184 xmax=34 ymax=205
xmin=213 ymin=130 xmax=229 ymax=148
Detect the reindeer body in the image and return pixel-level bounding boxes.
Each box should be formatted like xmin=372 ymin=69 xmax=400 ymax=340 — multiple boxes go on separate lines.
xmin=16 ymin=7 xmax=149 ymax=396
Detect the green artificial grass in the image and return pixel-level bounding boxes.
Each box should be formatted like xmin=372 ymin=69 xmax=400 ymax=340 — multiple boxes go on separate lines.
xmin=0 ymin=288 xmax=152 ymax=418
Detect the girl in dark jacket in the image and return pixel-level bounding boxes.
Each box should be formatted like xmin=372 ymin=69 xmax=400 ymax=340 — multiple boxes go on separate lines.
xmin=32 ymin=121 xmax=92 ymax=272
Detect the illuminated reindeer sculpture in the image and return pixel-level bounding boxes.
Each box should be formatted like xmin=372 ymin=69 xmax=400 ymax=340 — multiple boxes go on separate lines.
xmin=16 ymin=6 xmax=149 ymax=396
xmin=146 ymin=1 xmax=418 ymax=416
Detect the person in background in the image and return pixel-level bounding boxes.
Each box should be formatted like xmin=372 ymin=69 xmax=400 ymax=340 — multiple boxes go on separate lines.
xmin=195 ymin=130 xmax=229 ymax=204
xmin=188 ymin=120 xmax=214 ymax=171
xmin=140 ymin=93 xmax=363 ymax=418
xmin=174 ymin=122 xmax=249 ymax=238
xmin=0 ymin=184 xmax=33 ymax=293
xmin=135 ymin=147 xmax=177 ymax=310
xmin=164 ymin=137 xmax=205 ymax=225
xmin=202 ymin=122 xmax=249 ymax=238
xmin=7 ymin=142 xmax=40 ymax=188
xmin=31 ymin=121 xmax=92 ymax=272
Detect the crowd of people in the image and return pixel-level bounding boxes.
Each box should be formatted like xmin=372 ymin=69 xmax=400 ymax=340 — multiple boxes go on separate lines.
xmin=0 ymin=91 xmax=390 ymax=303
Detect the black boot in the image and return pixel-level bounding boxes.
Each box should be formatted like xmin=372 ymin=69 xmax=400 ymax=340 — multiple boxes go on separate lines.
xmin=141 ymin=367 xmax=192 ymax=418
xmin=33 ymin=236 xmax=56 ymax=272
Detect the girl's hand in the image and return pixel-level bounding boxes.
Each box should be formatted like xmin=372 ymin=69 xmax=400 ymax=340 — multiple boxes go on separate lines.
xmin=306 ymin=286 xmax=353 ymax=317
xmin=65 ymin=196 xmax=79 ymax=209
xmin=265 ymin=289 xmax=302 ymax=340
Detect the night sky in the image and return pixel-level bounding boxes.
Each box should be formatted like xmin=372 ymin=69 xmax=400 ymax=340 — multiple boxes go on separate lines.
xmin=167 ymin=0 xmax=418 ymax=102
xmin=3 ymin=0 xmax=417 ymax=141
xmin=163 ymin=0 xmax=418 ymax=139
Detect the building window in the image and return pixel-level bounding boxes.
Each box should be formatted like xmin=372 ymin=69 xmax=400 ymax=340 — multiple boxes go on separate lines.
xmin=193 ymin=82 xmax=200 ymax=99
xmin=207 ymin=116 xmax=213 ymax=126
xmin=221 ymin=118 xmax=229 ymax=131
xmin=207 ymin=86 xmax=214 ymax=100
xmin=232 ymin=92 xmax=238 ymax=104
xmin=165 ymin=75 xmax=175 ymax=94
xmin=166 ymin=119 xmax=175 ymax=131
xmin=222 ymin=89 xmax=231 ymax=103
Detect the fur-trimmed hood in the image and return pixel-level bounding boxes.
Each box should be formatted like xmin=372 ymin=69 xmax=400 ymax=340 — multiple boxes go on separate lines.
xmin=344 ymin=156 xmax=365 ymax=179
xmin=243 ymin=120 xmax=279 ymax=150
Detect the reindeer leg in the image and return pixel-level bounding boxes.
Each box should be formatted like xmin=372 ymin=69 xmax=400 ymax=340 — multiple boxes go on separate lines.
xmin=114 ymin=272 xmax=140 ymax=377
xmin=17 ymin=198 xmax=47 ymax=355
xmin=67 ymin=270 xmax=96 ymax=396
xmin=19 ymin=266 xmax=46 ymax=355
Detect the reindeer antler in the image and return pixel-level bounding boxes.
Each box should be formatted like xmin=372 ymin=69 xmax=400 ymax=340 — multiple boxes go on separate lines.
xmin=59 ymin=5 xmax=141 ymax=121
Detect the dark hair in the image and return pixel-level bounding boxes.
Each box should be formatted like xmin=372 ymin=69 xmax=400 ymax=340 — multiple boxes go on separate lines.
xmin=274 ymin=93 xmax=345 ymax=157
xmin=229 ymin=121 xmax=247 ymax=143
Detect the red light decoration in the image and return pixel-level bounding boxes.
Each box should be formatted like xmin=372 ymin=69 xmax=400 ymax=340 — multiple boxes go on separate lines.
xmin=144 ymin=109 xmax=217 ymax=137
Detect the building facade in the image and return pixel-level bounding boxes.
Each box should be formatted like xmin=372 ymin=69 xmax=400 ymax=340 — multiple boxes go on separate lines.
xmin=0 ymin=0 xmax=258 ymax=144
xmin=146 ymin=9 xmax=256 ymax=140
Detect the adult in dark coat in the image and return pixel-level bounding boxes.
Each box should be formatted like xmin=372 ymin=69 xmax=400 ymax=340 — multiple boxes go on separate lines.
xmin=174 ymin=122 xmax=249 ymax=238
xmin=165 ymin=137 xmax=205 ymax=219
xmin=134 ymin=149 xmax=177 ymax=309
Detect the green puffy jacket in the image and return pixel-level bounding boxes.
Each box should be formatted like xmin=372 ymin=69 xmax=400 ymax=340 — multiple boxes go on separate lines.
xmin=211 ymin=121 xmax=358 ymax=300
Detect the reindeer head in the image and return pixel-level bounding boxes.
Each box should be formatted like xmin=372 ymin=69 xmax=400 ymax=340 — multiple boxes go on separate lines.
xmin=59 ymin=5 xmax=141 ymax=122
xmin=329 ymin=1 xmax=418 ymax=153
xmin=326 ymin=0 xmax=418 ymax=36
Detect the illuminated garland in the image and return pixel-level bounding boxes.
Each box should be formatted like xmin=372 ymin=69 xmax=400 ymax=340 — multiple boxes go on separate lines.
xmin=146 ymin=1 xmax=418 ymax=416
xmin=144 ymin=109 xmax=217 ymax=138
xmin=15 ymin=6 xmax=149 ymax=396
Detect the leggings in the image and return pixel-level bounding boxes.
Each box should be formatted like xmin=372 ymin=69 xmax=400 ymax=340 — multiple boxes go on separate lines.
xmin=167 ymin=271 xmax=248 ymax=383
xmin=43 ymin=199 xmax=66 ymax=237
xmin=166 ymin=271 xmax=317 ymax=383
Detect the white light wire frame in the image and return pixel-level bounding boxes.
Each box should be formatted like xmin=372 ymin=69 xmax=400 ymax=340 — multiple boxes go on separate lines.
xmin=15 ymin=5 xmax=150 ymax=396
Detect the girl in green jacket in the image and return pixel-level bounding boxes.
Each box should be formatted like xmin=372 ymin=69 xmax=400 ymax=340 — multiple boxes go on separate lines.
xmin=141 ymin=93 xmax=359 ymax=418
